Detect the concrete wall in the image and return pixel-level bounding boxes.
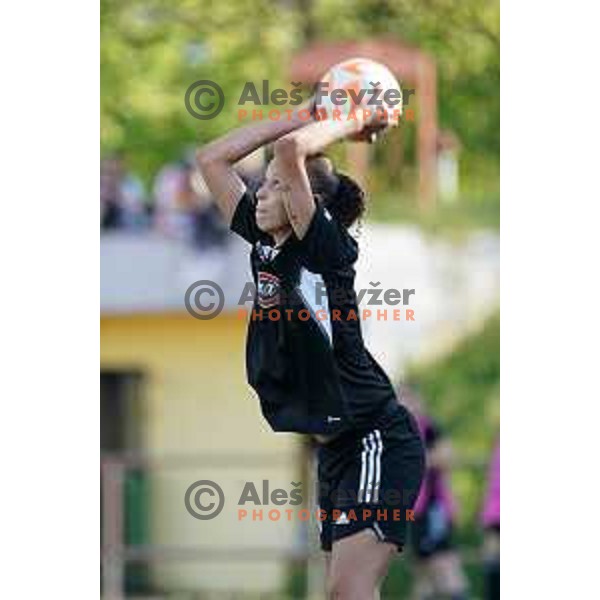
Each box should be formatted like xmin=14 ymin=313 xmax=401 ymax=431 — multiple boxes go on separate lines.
xmin=101 ymin=313 xmax=304 ymax=594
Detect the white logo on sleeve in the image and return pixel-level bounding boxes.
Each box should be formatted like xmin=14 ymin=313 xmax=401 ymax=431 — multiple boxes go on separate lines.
xmin=335 ymin=512 xmax=350 ymax=525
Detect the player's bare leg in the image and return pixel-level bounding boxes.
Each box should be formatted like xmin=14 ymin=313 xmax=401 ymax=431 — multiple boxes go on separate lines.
xmin=327 ymin=529 xmax=396 ymax=600
xmin=410 ymin=562 xmax=435 ymax=600
xmin=427 ymin=551 xmax=469 ymax=598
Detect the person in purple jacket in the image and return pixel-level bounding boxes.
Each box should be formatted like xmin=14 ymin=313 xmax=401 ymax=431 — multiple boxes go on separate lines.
xmin=481 ymin=439 xmax=500 ymax=600
xmin=399 ymin=385 xmax=469 ymax=600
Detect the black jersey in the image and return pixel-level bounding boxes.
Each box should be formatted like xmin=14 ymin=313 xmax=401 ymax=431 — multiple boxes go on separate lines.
xmin=231 ymin=191 xmax=396 ymax=435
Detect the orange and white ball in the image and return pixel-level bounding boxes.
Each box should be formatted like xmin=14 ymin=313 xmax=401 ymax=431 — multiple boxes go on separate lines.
xmin=314 ymin=58 xmax=402 ymax=127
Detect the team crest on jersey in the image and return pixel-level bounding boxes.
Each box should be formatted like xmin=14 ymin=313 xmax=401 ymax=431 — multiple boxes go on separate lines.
xmin=257 ymin=271 xmax=281 ymax=308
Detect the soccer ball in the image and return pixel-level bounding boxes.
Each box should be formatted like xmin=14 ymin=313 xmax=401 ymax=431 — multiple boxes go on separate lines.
xmin=314 ymin=57 xmax=402 ymax=129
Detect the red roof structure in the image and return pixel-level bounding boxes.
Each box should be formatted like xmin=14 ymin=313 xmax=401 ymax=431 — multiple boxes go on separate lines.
xmin=290 ymin=38 xmax=438 ymax=209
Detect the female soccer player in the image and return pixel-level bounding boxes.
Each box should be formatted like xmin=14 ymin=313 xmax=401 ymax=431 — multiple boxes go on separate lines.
xmin=197 ymin=102 xmax=425 ymax=600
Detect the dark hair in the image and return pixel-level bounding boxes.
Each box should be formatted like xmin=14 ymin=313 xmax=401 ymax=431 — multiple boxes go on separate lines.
xmin=305 ymin=155 xmax=366 ymax=228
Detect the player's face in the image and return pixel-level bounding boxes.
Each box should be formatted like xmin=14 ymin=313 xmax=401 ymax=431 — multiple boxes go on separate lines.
xmin=255 ymin=160 xmax=290 ymax=233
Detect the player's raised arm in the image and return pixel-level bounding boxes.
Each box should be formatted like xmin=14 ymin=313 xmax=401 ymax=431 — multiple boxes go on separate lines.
xmin=272 ymin=113 xmax=380 ymax=239
xmin=196 ymin=105 xmax=313 ymax=224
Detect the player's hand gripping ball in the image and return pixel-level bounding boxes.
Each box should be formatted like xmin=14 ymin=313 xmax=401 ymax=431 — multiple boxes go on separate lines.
xmin=314 ymin=57 xmax=402 ymax=142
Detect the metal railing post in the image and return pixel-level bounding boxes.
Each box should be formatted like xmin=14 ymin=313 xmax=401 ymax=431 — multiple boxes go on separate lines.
xmin=101 ymin=459 xmax=125 ymax=600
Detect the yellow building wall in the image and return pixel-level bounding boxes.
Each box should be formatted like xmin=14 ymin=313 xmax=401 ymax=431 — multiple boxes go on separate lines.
xmin=101 ymin=312 xmax=305 ymax=595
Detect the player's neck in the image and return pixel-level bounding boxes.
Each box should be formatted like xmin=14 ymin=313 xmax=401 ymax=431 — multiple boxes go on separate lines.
xmin=271 ymin=226 xmax=292 ymax=248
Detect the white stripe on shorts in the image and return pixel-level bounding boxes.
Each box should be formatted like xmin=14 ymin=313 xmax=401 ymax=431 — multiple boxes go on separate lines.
xmin=358 ymin=429 xmax=383 ymax=504
xmin=373 ymin=429 xmax=383 ymax=503
xmin=358 ymin=435 xmax=369 ymax=503
xmin=358 ymin=430 xmax=383 ymax=504
xmin=365 ymin=433 xmax=376 ymax=503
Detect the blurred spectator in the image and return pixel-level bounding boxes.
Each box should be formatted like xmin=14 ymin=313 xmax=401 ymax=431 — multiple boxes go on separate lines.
xmin=100 ymin=154 xmax=148 ymax=230
xmin=152 ymin=159 xmax=195 ymax=240
xmin=101 ymin=149 xmax=250 ymax=251
xmin=153 ymin=155 xmax=229 ymax=250
xmin=399 ymin=385 xmax=469 ymax=600
xmin=189 ymin=165 xmax=230 ymax=250
xmin=481 ymin=439 xmax=500 ymax=600
xmin=436 ymin=129 xmax=461 ymax=204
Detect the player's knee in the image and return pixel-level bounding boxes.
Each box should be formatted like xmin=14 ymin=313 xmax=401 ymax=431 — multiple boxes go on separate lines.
xmin=327 ymin=570 xmax=374 ymax=600
xmin=326 ymin=571 xmax=342 ymax=599
xmin=326 ymin=576 xmax=351 ymax=599
xmin=431 ymin=553 xmax=468 ymax=595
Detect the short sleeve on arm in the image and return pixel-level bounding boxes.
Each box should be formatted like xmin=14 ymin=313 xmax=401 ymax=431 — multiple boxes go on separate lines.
xmin=230 ymin=191 xmax=260 ymax=244
xmin=297 ymin=205 xmax=358 ymax=273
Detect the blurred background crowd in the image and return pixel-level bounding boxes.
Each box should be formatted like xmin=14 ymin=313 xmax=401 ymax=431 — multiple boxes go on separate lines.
xmin=100 ymin=152 xmax=239 ymax=251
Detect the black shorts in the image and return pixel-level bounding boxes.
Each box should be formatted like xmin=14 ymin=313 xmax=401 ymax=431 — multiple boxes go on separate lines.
xmin=410 ymin=502 xmax=455 ymax=559
xmin=317 ymin=402 xmax=425 ymax=552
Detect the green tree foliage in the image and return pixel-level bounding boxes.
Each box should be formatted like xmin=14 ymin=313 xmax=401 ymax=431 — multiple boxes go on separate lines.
xmin=408 ymin=314 xmax=500 ymax=440
xmin=407 ymin=314 xmax=500 ymax=521
xmin=101 ymin=0 xmax=296 ymax=177
xmin=102 ymin=0 xmax=499 ymax=197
